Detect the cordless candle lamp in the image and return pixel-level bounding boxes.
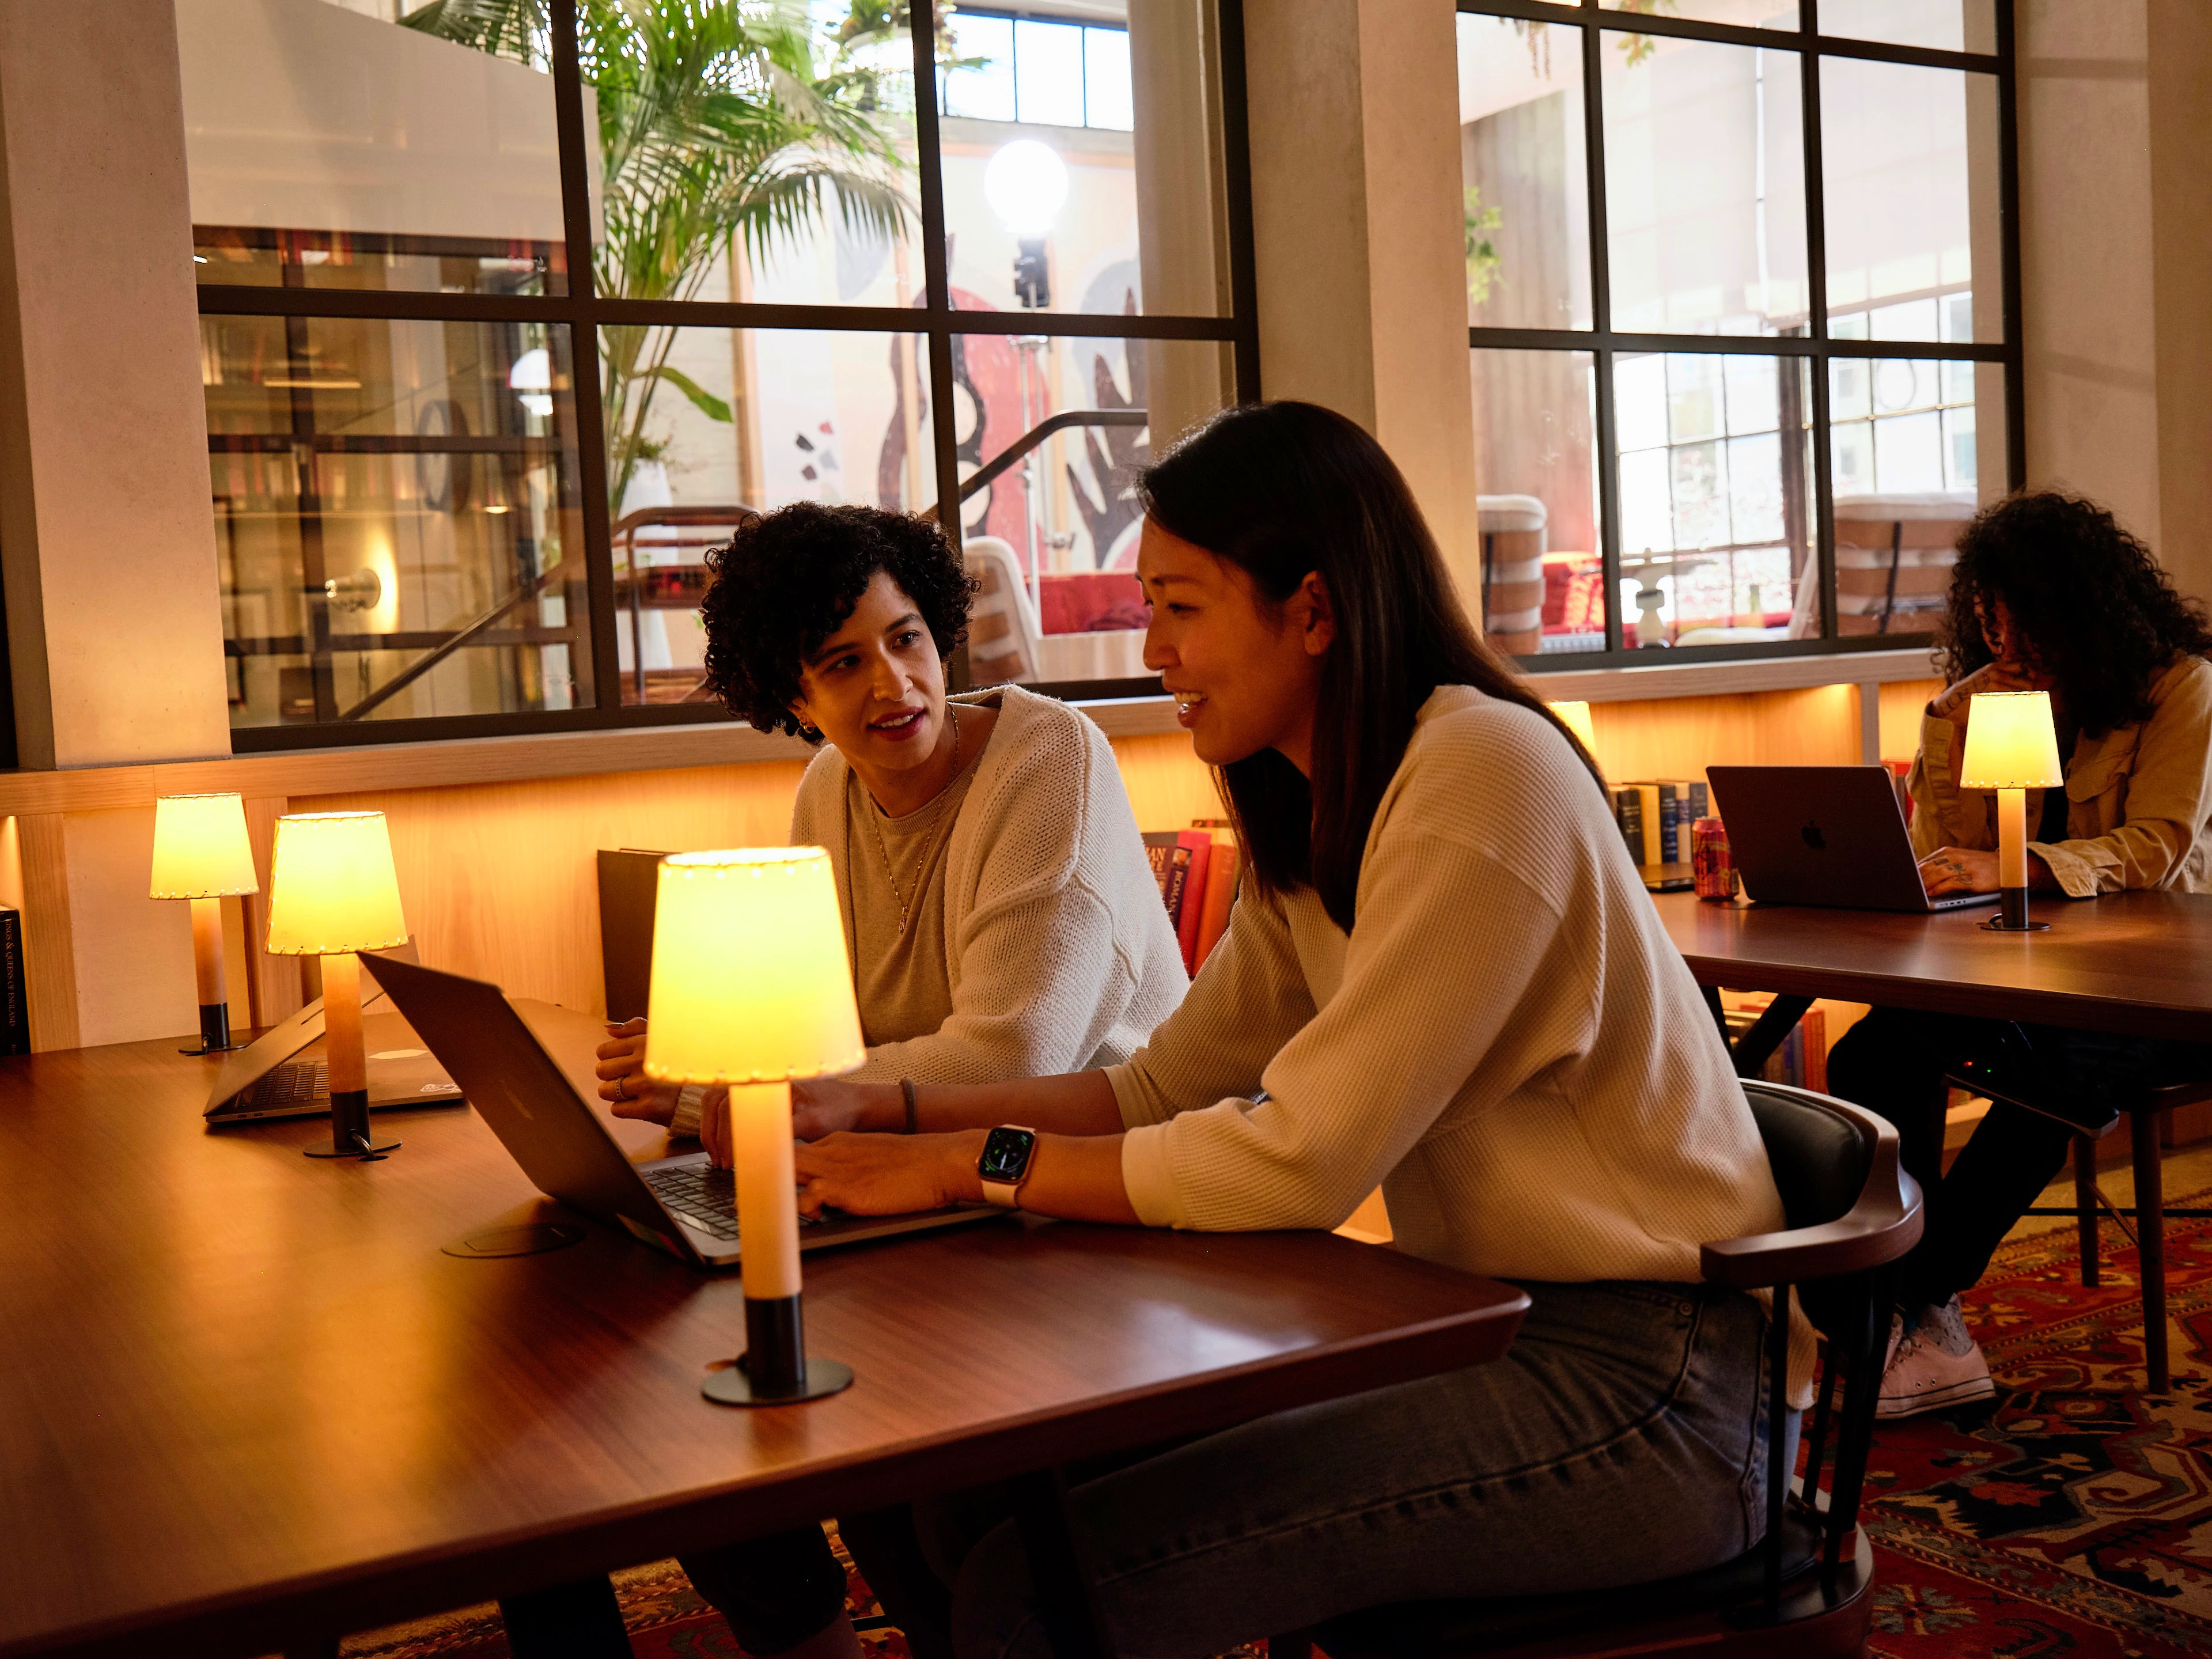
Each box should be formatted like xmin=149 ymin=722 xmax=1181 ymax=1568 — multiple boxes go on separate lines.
xmin=645 ymin=847 xmax=865 ymax=1406
xmin=263 ymin=811 xmax=410 ymax=1160
xmin=1547 ymin=700 xmax=1597 ymax=755
xmin=149 ymin=793 xmax=259 ymax=1054
xmin=1959 ymin=691 xmax=2065 ymax=933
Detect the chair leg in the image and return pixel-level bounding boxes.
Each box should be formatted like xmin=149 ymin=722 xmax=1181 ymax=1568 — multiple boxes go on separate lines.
xmin=2133 ymin=1110 xmax=2169 ymax=1393
xmin=2074 ymin=1132 xmax=2100 ymax=1288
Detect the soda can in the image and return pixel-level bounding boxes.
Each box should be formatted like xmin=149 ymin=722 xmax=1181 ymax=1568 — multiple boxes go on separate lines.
xmin=1691 ymin=817 xmax=1738 ymax=902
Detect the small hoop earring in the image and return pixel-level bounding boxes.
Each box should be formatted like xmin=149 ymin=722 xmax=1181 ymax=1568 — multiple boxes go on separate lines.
xmin=798 ymin=723 xmax=823 ymax=742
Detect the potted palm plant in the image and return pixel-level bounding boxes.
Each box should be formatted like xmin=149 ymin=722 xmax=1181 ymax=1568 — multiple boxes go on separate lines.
xmin=403 ymin=0 xmax=913 ymax=510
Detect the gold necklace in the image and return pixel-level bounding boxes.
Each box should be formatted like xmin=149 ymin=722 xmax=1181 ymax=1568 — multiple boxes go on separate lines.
xmin=867 ymin=709 xmax=962 ymax=935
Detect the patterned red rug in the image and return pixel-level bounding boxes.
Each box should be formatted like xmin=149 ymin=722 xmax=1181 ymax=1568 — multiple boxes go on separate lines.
xmin=1859 ymin=1195 xmax=2212 ymax=1658
xmin=334 ymin=1202 xmax=2212 ymax=1659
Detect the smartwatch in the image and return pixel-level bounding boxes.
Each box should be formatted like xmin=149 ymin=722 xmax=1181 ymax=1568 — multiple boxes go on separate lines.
xmin=978 ymin=1124 xmax=1039 ymax=1207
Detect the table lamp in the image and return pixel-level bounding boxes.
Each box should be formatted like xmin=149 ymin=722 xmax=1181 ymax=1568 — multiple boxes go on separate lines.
xmin=1547 ymin=700 xmax=1597 ymax=755
xmin=645 ymin=847 xmax=865 ymax=1406
xmin=1959 ymin=690 xmax=2065 ymax=933
xmin=264 ymin=811 xmax=410 ymax=1160
xmin=149 ymin=793 xmax=259 ymax=1055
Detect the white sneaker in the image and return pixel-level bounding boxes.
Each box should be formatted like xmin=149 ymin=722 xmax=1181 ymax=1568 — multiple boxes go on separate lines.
xmin=1876 ymin=1297 xmax=1997 ymax=1419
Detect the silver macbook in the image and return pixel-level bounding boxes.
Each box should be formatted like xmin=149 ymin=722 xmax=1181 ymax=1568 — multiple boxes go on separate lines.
xmin=204 ymin=944 xmax=463 ymax=1122
xmin=1706 ymin=765 xmax=2002 ymax=914
xmin=363 ymin=952 xmax=1000 ymax=1270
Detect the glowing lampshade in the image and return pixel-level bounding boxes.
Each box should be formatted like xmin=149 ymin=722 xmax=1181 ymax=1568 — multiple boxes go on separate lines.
xmin=643 ymin=848 xmax=865 ymax=1086
xmin=643 ymin=847 xmax=863 ymax=1407
xmin=1959 ymin=691 xmax=2064 ymax=790
xmin=264 ymin=811 xmax=407 ymax=956
xmin=150 ymin=793 xmax=259 ymax=899
xmin=1547 ymin=700 xmax=1597 ymax=753
xmin=1959 ymin=691 xmax=2064 ymax=932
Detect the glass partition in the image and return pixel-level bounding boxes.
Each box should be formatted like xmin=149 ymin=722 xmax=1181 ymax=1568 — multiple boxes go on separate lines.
xmin=192 ymin=0 xmax=1255 ymax=741
xmin=207 ymin=315 xmax=592 ymax=726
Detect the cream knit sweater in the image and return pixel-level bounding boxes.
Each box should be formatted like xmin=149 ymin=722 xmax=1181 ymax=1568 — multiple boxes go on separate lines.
xmin=794 ymin=685 xmax=1188 ymax=1083
xmin=1110 ymin=686 xmax=1807 ymax=1390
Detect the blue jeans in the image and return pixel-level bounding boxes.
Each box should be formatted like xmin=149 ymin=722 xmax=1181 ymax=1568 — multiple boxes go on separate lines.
xmin=929 ymin=1279 xmax=1775 ymax=1659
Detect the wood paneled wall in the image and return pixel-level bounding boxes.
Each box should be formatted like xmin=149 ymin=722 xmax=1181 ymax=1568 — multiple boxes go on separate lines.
xmin=22 ymin=677 xmax=1950 ymax=1044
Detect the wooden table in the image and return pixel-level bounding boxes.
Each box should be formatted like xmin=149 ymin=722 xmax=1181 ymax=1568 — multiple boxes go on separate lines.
xmin=0 ymin=1017 xmax=1527 ymax=1659
xmin=1654 ymin=888 xmax=2212 ymax=1053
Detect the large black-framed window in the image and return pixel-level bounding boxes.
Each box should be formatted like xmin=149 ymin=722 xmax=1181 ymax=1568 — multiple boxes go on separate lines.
xmin=1459 ymin=0 xmax=2021 ymax=669
xmin=192 ymin=0 xmax=1257 ymax=750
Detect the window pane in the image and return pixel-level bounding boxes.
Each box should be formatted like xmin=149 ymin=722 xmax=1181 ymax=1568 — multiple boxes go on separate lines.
xmin=605 ymin=327 xmax=935 ymax=706
xmin=666 ymin=9 xmax=920 ymax=312
xmin=1819 ymin=0 xmax=1996 ymax=53
xmin=1832 ymin=358 xmax=2009 ymax=638
xmin=1470 ymin=350 xmax=1604 ymax=658
xmin=1600 ymin=1 xmax=1800 ymax=25
xmin=937 ymin=4 xmax=1226 ymax=316
xmin=208 ymin=315 xmax=592 ymax=727
xmin=945 ymin=14 xmax=1017 ymax=122
xmin=1014 ymin=20 xmax=1087 ymax=128
xmin=1084 ymin=28 xmax=1135 ymax=131
xmin=957 ymin=335 xmax=1232 ymax=687
xmin=182 ymin=0 xmax=566 ymax=294
xmin=1613 ymin=353 xmax=1816 ymax=647
xmin=1822 ymin=60 xmax=2001 ymax=341
xmin=1456 ymin=14 xmax=1591 ymax=330
xmin=1602 ymin=33 xmax=1808 ymax=336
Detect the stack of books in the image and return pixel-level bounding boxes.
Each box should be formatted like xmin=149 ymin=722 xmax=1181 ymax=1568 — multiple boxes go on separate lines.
xmin=1143 ymin=824 xmax=1241 ymax=976
xmin=1610 ymin=778 xmax=1710 ymax=868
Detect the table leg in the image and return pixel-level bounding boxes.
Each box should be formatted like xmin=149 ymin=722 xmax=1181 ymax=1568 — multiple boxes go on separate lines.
xmin=2074 ymin=1134 xmax=2100 ymax=1289
xmin=1012 ymin=1465 xmax=1113 ymax=1659
xmin=1702 ymin=984 xmax=1728 ymax=1044
xmin=2133 ymin=1111 xmax=2168 ymax=1393
xmin=1729 ymin=995 xmax=1815 ymax=1081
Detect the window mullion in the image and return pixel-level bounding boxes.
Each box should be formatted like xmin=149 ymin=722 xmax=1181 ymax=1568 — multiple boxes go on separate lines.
xmin=1799 ymin=0 xmax=1838 ymax=641
xmin=1577 ymin=16 xmax=1623 ymax=656
xmin=550 ymin=0 xmax=623 ymax=714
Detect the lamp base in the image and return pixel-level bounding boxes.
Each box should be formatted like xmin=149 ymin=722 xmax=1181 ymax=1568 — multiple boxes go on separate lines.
xmin=701 ymin=1293 xmax=854 ymax=1406
xmin=180 ymin=1002 xmax=245 ymax=1056
xmin=304 ymin=1088 xmax=400 ymax=1160
xmin=1979 ymin=887 xmax=2050 ymax=933
xmin=702 ymin=1357 xmax=855 ymax=1406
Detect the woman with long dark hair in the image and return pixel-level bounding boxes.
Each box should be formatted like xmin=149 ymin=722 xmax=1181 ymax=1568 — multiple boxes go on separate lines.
xmin=1829 ymin=490 xmax=2212 ymax=1420
xmin=782 ymin=402 xmax=1801 ymax=1654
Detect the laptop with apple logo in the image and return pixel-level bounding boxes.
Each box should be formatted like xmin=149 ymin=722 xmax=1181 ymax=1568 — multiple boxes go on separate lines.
xmin=1706 ymin=766 xmax=2002 ymax=913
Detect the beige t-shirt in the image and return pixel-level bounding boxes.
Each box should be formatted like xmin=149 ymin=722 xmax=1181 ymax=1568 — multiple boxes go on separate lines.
xmin=845 ymin=726 xmax=987 ymax=1045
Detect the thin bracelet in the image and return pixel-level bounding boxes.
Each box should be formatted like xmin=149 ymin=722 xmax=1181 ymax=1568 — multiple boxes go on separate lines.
xmin=900 ymin=1078 xmax=918 ymax=1135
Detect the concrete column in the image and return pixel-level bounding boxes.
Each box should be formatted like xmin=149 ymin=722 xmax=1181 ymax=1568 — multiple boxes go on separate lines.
xmin=2144 ymin=0 xmax=2212 ymax=605
xmin=1242 ymin=0 xmax=1483 ymax=616
xmin=0 ymin=0 xmax=232 ymax=769
xmin=2016 ymin=0 xmax=2212 ymax=607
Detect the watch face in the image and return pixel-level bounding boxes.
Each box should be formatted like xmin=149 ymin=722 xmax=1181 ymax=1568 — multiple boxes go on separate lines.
xmin=979 ymin=1126 xmax=1037 ymax=1184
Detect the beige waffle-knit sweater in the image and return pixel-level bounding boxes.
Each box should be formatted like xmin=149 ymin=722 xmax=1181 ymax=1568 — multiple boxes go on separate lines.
xmin=1109 ymin=685 xmax=1808 ymax=1392
xmin=797 ymin=684 xmax=1187 ymax=1083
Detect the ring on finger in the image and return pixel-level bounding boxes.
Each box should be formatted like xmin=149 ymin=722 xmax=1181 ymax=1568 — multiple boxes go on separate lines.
xmin=615 ymin=1074 xmax=630 ymax=1102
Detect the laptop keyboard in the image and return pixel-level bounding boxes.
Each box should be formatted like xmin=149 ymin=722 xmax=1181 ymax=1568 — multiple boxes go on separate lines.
xmin=642 ymin=1164 xmax=824 ymax=1241
xmin=243 ymin=1060 xmax=328 ymax=1108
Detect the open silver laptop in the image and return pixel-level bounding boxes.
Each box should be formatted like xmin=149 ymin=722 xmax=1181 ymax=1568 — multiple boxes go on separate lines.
xmin=204 ymin=944 xmax=463 ymax=1122
xmin=364 ymin=952 xmax=999 ymax=1270
xmin=1706 ymin=765 xmax=2002 ymax=914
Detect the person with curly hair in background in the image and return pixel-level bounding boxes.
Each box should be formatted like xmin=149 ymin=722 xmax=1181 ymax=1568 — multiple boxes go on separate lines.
xmin=1827 ymin=490 xmax=2212 ymax=1419
xmin=499 ymin=503 xmax=1185 ymax=1659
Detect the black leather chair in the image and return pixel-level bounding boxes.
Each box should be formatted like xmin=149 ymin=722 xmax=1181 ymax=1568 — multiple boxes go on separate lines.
xmin=1274 ymin=1082 xmax=1924 ymax=1659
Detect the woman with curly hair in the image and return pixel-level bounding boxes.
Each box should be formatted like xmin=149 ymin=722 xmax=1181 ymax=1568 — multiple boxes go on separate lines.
xmin=502 ymin=502 xmax=1185 ymax=1659
xmin=1828 ymin=489 xmax=2212 ymax=1419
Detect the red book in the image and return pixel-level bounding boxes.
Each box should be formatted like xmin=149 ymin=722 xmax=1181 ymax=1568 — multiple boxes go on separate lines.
xmin=1192 ymin=841 xmax=1239 ymax=972
xmin=1173 ymin=830 xmax=1213 ymax=975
